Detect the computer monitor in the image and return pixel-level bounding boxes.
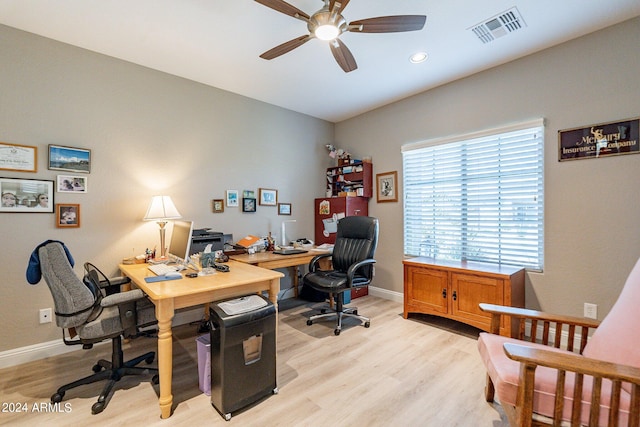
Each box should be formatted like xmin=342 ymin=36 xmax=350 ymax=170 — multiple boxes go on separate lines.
xmin=168 ymin=220 xmax=194 ymax=262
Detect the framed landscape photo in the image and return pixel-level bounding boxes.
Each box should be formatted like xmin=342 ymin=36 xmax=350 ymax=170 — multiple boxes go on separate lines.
xmin=278 ymin=203 xmax=291 ymax=215
xmin=1 ymin=177 xmax=54 ymax=213
xmin=212 ymin=199 xmax=224 ymax=213
xmin=48 ymin=144 xmax=91 ymax=173
xmin=0 ymin=142 xmax=37 ymax=172
xmin=242 ymin=197 xmax=256 ymax=212
xmin=57 ymin=175 xmax=87 ymax=193
xmin=56 ymin=203 xmax=80 ymax=227
xmin=376 ymin=171 xmax=398 ymax=203
xmin=258 ymin=188 xmax=277 ymax=206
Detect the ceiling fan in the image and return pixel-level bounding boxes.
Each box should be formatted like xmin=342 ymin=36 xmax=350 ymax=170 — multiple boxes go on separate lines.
xmin=255 ymin=0 xmax=426 ymax=72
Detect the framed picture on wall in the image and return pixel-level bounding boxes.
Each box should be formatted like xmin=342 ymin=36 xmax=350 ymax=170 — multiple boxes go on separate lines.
xmin=212 ymin=199 xmax=224 ymax=213
xmin=226 ymin=190 xmax=239 ymax=207
xmin=48 ymin=145 xmax=91 ymax=173
xmin=56 ymin=203 xmax=80 ymax=227
xmin=258 ymin=188 xmax=277 ymax=206
xmin=242 ymin=198 xmax=256 ymax=212
xmin=57 ymin=175 xmax=88 ymax=193
xmin=0 ymin=142 xmax=37 ymax=173
xmin=278 ymin=203 xmax=291 ymax=215
xmin=0 ymin=177 xmax=54 ymax=213
xmin=376 ymin=171 xmax=398 ymax=203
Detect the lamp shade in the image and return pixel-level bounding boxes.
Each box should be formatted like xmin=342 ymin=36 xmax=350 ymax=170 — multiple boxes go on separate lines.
xmin=143 ymin=196 xmax=182 ymax=221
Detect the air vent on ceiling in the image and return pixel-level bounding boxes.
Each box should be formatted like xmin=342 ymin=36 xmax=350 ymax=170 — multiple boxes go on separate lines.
xmin=470 ymin=7 xmax=526 ymax=44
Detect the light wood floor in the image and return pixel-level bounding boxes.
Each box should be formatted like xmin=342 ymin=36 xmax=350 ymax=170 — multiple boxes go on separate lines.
xmin=0 ymin=296 xmax=507 ymax=426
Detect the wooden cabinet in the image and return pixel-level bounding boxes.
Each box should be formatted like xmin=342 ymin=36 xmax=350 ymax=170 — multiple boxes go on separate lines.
xmin=314 ymin=197 xmax=368 ymax=245
xmin=326 ymin=162 xmax=372 ymax=198
xmin=403 ymin=257 xmax=525 ymax=337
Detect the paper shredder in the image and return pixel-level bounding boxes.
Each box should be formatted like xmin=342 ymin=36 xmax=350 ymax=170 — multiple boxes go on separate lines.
xmin=209 ymin=294 xmax=277 ymax=420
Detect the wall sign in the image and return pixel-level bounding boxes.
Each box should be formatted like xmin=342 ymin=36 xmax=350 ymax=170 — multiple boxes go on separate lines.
xmin=558 ymin=117 xmax=639 ymax=161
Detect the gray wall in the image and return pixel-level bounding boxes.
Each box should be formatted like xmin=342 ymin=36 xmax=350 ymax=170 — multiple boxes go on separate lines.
xmin=336 ymin=17 xmax=640 ymax=318
xmin=0 ymin=24 xmax=334 ymax=352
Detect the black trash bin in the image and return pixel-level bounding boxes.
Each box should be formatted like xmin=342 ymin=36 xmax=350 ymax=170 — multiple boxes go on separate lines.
xmin=209 ymin=294 xmax=277 ymax=421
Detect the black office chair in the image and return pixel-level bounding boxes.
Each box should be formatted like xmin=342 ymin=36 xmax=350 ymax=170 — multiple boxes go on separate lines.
xmin=303 ymin=216 xmax=378 ymax=335
xmin=36 ymin=241 xmax=158 ymax=414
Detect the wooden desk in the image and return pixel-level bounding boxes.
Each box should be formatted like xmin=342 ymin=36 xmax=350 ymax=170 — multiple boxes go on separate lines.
xmin=119 ymin=261 xmax=283 ymax=419
xmin=229 ymin=249 xmax=331 ymax=297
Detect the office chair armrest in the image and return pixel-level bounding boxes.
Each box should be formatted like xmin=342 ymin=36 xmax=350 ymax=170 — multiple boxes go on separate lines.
xmin=346 ymin=259 xmax=376 ymax=284
xmin=100 ymin=288 xmax=145 ymax=308
xmin=308 ymin=253 xmax=333 ymax=272
xmin=99 ymin=275 xmax=131 ymax=289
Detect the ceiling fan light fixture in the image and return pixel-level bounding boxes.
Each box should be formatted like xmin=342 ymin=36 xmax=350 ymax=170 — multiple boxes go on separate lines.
xmin=410 ymin=52 xmax=428 ymax=63
xmin=315 ymin=24 xmax=340 ymax=40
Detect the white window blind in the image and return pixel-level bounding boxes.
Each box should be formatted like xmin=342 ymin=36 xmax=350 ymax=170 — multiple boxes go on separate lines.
xmin=402 ymin=121 xmax=544 ymax=270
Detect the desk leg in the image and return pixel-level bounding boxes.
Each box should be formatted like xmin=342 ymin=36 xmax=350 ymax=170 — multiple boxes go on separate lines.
xmin=290 ymin=266 xmax=299 ymax=298
xmin=155 ymin=299 xmax=175 ymax=419
xmin=268 ymin=278 xmax=279 ymax=312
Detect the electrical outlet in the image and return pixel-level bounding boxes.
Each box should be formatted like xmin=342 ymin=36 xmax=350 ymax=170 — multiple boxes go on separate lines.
xmin=39 ymin=308 xmax=52 ymax=324
xmin=584 ymin=303 xmax=598 ymax=319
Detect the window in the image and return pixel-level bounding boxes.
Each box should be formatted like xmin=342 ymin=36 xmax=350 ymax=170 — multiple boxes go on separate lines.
xmin=402 ymin=119 xmax=544 ymax=270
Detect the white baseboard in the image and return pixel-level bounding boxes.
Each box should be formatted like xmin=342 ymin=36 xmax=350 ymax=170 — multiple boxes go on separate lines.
xmin=0 ymin=290 xmax=401 ymax=370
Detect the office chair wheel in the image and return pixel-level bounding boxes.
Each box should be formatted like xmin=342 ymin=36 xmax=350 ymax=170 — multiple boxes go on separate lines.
xmin=152 ymin=374 xmax=159 ymax=385
xmin=320 ymin=308 xmax=327 ymax=314
xmin=306 ymin=320 xmax=313 ymax=326
xmin=334 ymin=328 xmax=341 ymax=336
xmin=91 ymin=401 xmax=105 ymax=415
xmin=364 ymin=321 xmax=370 ymax=328
xmin=145 ymin=355 xmax=155 ymax=364
xmin=51 ymin=392 xmax=64 ymax=403
xmin=92 ymin=363 xmax=103 ymax=373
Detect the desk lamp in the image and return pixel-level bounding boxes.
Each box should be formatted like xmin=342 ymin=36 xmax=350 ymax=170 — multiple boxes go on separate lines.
xmin=144 ymin=195 xmax=182 ymax=259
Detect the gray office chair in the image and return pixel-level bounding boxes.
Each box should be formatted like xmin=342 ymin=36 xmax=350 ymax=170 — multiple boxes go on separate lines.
xmin=37 ymin=241 xmax=158 ymax=414
xmin=303 ymin=216 xmax=378 ymax=335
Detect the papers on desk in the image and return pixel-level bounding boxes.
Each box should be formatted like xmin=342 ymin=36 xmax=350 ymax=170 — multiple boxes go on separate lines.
xmin=315 ymin=243 xmax=334 ymax=251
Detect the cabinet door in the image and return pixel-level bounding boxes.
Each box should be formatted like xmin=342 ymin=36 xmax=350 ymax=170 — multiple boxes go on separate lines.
xmin=405 ymin=267 xmax=448 ymax=314
xmin=451 ymin=273 xmax=503 ymax=330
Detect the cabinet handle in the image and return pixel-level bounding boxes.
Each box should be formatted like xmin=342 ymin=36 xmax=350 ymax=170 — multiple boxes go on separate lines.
xmin=442 ymin=288 xmax=447 ymax=299
xmin=452 ymin=290 xmax=457 ymax=301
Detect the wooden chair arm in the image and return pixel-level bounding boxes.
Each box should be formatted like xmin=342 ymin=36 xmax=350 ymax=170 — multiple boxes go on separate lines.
xmin=479 ymin=303 xmax=600 ymax=352
xmin=503 ymin=342 xmax=640 ymax=427
xmin=480 ymin=303 xmax=600 ymax=328
xmin=504 ymin=343 xmax=640 ymax=381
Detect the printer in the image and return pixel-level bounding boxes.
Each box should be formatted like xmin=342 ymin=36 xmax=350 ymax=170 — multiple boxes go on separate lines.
xmin=190 ymin=229 xmax=232 ymax=255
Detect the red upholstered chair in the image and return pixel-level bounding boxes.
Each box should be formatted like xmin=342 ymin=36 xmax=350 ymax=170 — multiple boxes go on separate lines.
xmin=477 ymin=258 xmax=640 ymax=426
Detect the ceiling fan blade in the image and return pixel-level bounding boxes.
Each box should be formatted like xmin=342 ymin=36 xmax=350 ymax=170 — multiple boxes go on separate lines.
xmin=329 ymin=0 xmax=351 ymax=13
xmin=254 ymin=0 xmax=310 ymax=20
xmin=349 ymin=15 xmax=426 ymax=33
xmin=259 ymin=35 xmax=312 ymax=60
xmin=329 ymin=38 xmax=357 ymax=73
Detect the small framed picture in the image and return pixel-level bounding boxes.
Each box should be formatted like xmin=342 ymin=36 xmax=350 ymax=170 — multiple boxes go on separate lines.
xmin=278 ymin=203 xmax=291 ymax=215
xmin=376 ymin=171 xmax=398 ymax=203
xmin=243 ymin=190 xmax=255 ymax=198
xmin=226 ymin=190 xmax=239 ymax=207
xmin=56 ymin=203 xmax=80 ymax=227
xmin=1 ymin=177 xmax=54 ymax=213
xmin=259 ymin=188 xmax=277 ymax=206
xmin=212 ymin=199 xmax=224 ymax=213
xmin=57 ymin=175 xmax=87 ymax=193
xmin=242 ymin=197 xmax=256 ymax=212
xmin=48 ymin=145 xmax=91 ymax=173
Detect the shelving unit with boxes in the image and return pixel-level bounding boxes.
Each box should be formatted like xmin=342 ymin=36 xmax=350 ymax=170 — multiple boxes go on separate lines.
xmin=325 ymin=162 xmax=372 ymax=198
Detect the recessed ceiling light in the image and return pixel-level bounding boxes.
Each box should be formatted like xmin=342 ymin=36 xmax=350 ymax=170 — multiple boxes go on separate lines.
xmin=409 ymin=52 xmax=428 ymax=64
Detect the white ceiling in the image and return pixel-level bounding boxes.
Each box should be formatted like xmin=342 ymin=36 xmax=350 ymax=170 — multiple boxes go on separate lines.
xmin=1 ymin=0 xmax=639 ymax=123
